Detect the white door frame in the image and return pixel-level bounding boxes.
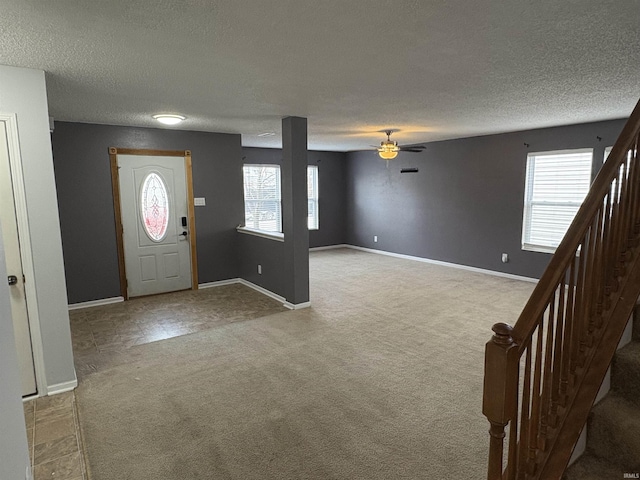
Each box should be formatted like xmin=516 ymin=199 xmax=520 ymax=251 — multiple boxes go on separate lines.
xmin=109 ymin=147 xmax=198 ymax=299
xmin=0 ymin=113 xmax=47 ymax=397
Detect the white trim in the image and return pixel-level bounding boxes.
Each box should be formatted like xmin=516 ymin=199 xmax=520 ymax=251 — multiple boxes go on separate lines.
xmin=198 ymin=278 xmax=241 ymax=289
xmin=309 ymin=244 xmax=349 ymax=251
xmin=0 ymin=113 xmax=48 ymax=395
xmin=283 ymin=301 xmax=311 ymax=310
xmin=238 ymin=278 xmax=287 ymax=304
xmin=237 ymin=227 xmax=284 ymax=242
xmin=68 ymin=296 xmax=124 ymax=310
xmin=345 ymin=245 xmax=539 ymax=283
xmin=527 ymin=148 xmax=594 ymax=157
xmin=47 ymin=377 xmax=78 ymax=396
xmin=199 ymin=277 xmax=308 ymax=310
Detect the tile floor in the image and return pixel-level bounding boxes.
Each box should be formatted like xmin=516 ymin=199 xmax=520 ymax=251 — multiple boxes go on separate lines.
xmin=69 ymin=283 xmax=287 ymax=382
xmin=23 ymin=283 xmax=287 ymax=480
xmin=24 ymin=391 xmax=86 ymax=480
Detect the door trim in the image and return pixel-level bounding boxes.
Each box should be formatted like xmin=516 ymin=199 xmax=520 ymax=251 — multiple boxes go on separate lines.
xmin=109 ymin=147 xmax=198 ymax=300
xmin=0 ymin=113 xmax=47 ymax=395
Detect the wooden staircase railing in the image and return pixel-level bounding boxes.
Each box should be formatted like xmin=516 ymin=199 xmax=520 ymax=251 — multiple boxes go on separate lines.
xmin=482 ymin=98 xmax=640 ymax=480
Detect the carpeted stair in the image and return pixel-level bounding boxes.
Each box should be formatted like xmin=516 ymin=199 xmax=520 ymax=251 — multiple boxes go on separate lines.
xmin=564 ymin=311 xmax=640 ymax=479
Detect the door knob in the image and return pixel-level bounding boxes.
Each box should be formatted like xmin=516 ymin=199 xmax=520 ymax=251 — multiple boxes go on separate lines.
xmin=180 ymin=231 xmax=188 ymax=237
xmin=7 ymin=275 xmax=18 ymax=286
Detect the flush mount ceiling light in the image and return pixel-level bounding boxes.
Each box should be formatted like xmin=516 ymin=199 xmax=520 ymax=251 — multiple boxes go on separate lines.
xmin=376 ymin=130 xmax=425 ymax=160
xmin=152 ymin=114 xmax=186 ymax=125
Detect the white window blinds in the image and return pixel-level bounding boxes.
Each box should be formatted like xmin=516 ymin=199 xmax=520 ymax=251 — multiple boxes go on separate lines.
xmin=522 ymin=149 xmax=593 ymax=253
xmin=243 ymin=165 xmax=282 ymax=232
xmin=307 ymin=166 xmax=319 ymax=230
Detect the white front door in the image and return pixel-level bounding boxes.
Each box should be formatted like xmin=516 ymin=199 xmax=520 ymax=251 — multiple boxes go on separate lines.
xmin=0 ymin=121 xmax=37 ymax=396
xmin=118 ymin=154 xmax=192 ymax=297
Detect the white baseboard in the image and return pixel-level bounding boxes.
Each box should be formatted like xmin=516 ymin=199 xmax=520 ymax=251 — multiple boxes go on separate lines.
xmin=201 ymin=278 xmax=311 ymax=310
xmin=283 ymin=301 xmax=311 ymax=310
xmin=345 ymin=245 xmax=539 ymax=283
xmin=68 ymin=296 xmax=124 ymax=310
xmin=47 ymin=377 xmax=78 ymax=396
xmin=238 ymin=279 xmax=287 ymax=304
xmin=198 ymin=278 xmax=241 ymax=289
xmin=309 ymin=244 xmax=349 ymax=252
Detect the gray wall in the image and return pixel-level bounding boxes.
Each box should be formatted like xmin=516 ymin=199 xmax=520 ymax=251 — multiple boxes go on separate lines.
xmin=237 ymin=233 xmax=285 ymax=294
xmin=0 ymin=65 xmax=75 ymax=390
xmin=346 ymin=119 xmax=627 ymax=279
xmin=52 ymin=122 xmax=244 ymax=304
xmin=0 ymin=224 xmax=31 ymax=480
xmin=241 ymin=147 xmax=347 ymax=248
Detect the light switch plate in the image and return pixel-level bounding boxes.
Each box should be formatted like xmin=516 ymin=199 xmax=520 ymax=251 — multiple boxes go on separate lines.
xmin=194 ymin=197 xmax=206 ymax=206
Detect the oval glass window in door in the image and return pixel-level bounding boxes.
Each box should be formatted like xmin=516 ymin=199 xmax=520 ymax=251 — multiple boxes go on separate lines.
xmin=140 ymin=172 xmax=169 ymax=242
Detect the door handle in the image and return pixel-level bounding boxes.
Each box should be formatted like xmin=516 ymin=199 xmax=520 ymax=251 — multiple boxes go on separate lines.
xmin=7 ymin=275 xmax=18 ymax=286
xmin=180 ymin=231 xmax=188 ymax=237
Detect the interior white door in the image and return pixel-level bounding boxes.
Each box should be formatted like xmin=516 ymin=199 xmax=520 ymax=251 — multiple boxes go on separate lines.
xmin=118 ymin=155 xmax=192 ymax=297
xmin=0 ymin=122 xmax=37 ymax=396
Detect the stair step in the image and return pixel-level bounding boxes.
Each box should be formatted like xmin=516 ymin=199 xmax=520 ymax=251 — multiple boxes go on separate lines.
xmin=612 ymin=341 xmax=640 ymax=407
xmin=563 ymin=454 xmax=630 ymax=480
xmin=587 ymin=394 xmax=640 ymax=470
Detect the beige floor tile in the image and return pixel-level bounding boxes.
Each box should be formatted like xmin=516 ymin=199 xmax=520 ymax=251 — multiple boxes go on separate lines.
xmin=35 ymin=406 xmax=74 ymax=425
xmin=33 ymin=434 xmax=79 ymax=466
xmin=35 ymin=392 xmax=73 ymax=412
xmin=34 ymin=451 xmax=82 ymax=480
xmin=24 ymin=400 xmax=35 ymax=428
xmin=35 ymin=416 xmax=76 ymax=445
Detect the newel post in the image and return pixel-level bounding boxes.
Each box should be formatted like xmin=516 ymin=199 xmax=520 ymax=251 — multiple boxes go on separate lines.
xmin=482 ymin=323 xmax=518 ymax=480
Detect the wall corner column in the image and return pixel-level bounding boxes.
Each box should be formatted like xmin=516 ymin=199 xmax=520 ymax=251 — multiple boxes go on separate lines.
xmin=281 ymin=116 xmax=309 ymax=305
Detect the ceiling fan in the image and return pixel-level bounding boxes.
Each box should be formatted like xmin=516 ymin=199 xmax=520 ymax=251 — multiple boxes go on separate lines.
xmin=376 ymin=130 xmax=425 ymax=160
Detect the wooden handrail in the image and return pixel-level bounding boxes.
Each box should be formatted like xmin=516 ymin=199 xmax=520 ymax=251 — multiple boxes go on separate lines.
xmin=483 ymin=98 xmax=640 ymax=480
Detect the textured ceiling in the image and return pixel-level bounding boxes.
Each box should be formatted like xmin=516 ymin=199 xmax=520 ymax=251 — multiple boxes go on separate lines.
xmin=1 ymin=0 xmax=639 ymax=151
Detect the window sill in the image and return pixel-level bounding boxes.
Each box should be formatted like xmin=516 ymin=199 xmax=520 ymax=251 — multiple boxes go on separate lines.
xmin=237 ymin=227 xmax=284 ymax=242
xmin=522 ymin=243 xmax=556 ymax=254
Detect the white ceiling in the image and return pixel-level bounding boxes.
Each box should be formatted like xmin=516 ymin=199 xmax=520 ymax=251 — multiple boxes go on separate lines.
xmin=1 ymin=0 xmax=639 ymax=151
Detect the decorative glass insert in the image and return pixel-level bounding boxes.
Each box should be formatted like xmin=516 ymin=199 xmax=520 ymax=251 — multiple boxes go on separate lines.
xmin=140 ymin=172 xmax=169 ymax=242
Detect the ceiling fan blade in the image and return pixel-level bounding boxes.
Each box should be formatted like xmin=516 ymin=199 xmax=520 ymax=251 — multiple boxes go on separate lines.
xmin=399 ymin=148 xmax=425 ymax=153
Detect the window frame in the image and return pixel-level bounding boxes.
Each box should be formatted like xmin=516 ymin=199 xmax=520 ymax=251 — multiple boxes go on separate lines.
xmin=521 ymin=148 xmax=594 ymax=254
xmin=242 ymin=164 xmax=283 ymax=234
xmin=307 ymin=165 xmax=319 ymax=230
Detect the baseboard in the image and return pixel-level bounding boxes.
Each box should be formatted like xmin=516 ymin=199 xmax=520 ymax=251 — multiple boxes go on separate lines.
xmin=345 ymin=245 xmax=539 ymax=283
xmin=238 ymin=279 xmax=287 ymax=304
xmin=198 ymin=278 xmax=241 ymax=289
xmin=47 ymin=377 xmax=78 ymax=396
xmin=68 ymin=296 xmax=124 ymax=310
xmin=309 ymin=244 xmax=349 ymax=252
xmin=283 ymin=301 xmax=311 ymax=310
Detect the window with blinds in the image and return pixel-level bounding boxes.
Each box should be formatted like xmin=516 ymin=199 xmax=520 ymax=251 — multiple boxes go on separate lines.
xmin=307 ymin=166 xmax=319 ymax=230
xmin=243 ymin=165 xmax=282 ymax=232
xmin=522 ymin=149 xmax=593 ymax=253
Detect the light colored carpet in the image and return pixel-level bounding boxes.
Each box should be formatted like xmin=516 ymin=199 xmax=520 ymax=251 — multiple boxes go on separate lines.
xmin=75 ymin=248 xmax=535 ymax=479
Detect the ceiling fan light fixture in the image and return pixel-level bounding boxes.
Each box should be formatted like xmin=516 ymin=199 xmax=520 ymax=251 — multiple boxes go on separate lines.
xmin=152 ymin=114 xmax=186 ymax=125
xmin=378 ymin=145 xmax=399 ymax=159
xmin=378 ymin=131 xmax=400 ymax=159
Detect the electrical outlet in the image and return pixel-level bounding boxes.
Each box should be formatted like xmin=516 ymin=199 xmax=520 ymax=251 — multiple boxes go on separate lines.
xmin=257 ymin=264 xmax=262 ymax=275
xmin=374 ymin=235 xmax=378 ymax=243
xmin=501 ymin=253 xmax=509 ymax=263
